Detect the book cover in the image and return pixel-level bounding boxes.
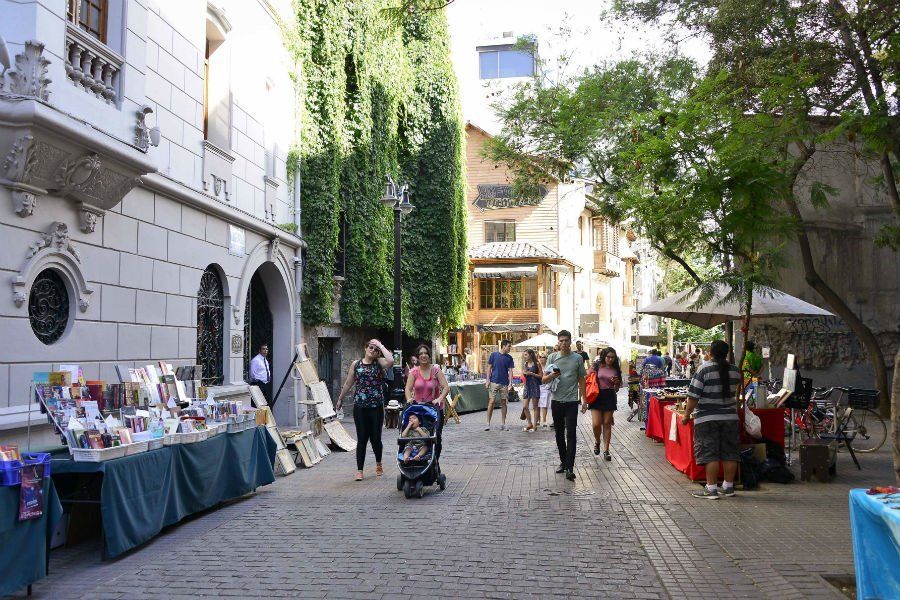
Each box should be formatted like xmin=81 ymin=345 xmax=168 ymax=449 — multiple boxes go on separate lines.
xmin=86 ymin=431 xmax=104 ymax=449
xmin=48 ymin=371 xmax=71 ymax=386
xmin=18 ymin=463 xmax=45 ymax=521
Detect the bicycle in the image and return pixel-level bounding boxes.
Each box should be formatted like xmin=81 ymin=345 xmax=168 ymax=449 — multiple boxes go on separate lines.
xmin=803 ymin=387 xmax=886 ymax=454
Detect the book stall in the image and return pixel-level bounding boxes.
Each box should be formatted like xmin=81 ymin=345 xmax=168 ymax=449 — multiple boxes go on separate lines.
xmin=24 ymin=362 xmax=277 ymax=560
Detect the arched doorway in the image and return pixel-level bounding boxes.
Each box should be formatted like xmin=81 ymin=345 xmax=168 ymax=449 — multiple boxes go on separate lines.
xmin=243 ymin=270 xmax=273 ymax=400
xmin=197 ymin=266 xmax=225 ymax=386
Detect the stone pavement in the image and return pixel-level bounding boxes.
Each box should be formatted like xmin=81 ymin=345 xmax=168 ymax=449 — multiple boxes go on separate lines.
xmin=20 ymin=392 xmax=892 ymax=599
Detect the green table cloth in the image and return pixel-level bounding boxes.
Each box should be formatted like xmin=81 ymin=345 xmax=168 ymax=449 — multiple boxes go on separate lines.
xmin=0 ymin=476 xmax=63 ymax=596
xmin=449 ymin=381 xmax=491 ymax=414
xmin=52 ymin=426 xmax=275 ymax=559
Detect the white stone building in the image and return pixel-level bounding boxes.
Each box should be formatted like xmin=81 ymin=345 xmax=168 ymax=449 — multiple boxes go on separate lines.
xmin=0 ymin=0 xmax=303 ymax=445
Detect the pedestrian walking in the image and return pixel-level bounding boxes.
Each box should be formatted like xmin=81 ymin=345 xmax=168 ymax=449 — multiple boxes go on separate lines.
xmin=576 ymin=340 xmax=591 ymax=367
xmin=537 ymin=352 xmax=552 ymax=427
xmin=336 ymin=339 xmax=395 ymax=481
xmin=681 ymin=340 xmax=741 ymax=499
xmin=543 ymin=330 xmax=587 ymax=481
xmin=485 ymin=340 xmax=515 ymax=431
xmin=405 ymin=344 xmax=450 ymax=460
xmin=663 ymin=351 xmax=673 ymax=376
xmin=521 ymin=349 xmax=541 ymax=431
xmin=584 ymin=347 xmax=621 ymax=460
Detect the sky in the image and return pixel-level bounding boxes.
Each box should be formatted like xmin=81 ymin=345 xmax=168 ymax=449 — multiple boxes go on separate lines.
xmin=445 ymin=0 xmax=710 ymax=132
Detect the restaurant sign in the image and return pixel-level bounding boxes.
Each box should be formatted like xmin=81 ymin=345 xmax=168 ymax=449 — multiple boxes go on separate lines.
xmin=473 ymin=184 xmax=548 ymax=212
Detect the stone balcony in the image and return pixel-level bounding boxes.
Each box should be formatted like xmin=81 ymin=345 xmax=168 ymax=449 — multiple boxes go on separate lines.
xmin=64 ymin=23 xmax=123 ymax=106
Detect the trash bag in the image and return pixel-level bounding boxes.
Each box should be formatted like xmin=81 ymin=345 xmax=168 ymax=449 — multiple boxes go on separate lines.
xmin=760 ymin=458 xmax=795 ymax=484
xmin=740 ymin=447 xmax=760 ymax=490
xmin=765 ymin=439 xmax=787 ymax=465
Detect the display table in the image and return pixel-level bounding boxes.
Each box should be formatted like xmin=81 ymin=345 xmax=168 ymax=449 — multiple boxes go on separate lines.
xmin=52 ymin=426 xmax=276 ymax=559
xmin=662 ymin=406 xmax=785 ymax=481
xmin=849 ymin=489 xmax=900 ymax=599
xmin=448 ymin=381 xmax=490 ymax=414
xmin=645 ymin=395 xmax=678 ymax=443
xmin=0 ymin=475 xmax=63 ymax=596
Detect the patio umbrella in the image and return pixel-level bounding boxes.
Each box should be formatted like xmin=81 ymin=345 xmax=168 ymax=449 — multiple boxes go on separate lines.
xmin=637 ymin=283 xmax=833 ymax=329
xmin=513 ymin=332 xmax=560 ymax=347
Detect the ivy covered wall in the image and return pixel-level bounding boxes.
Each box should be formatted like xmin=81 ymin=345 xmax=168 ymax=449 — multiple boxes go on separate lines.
xmin=289 ymin=0 xmax=467 ymax=339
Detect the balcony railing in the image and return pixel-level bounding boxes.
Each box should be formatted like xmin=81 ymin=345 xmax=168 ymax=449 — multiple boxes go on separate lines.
xmin=593 ymin=250 xmax=620 ymax=277
xmin=64 ymin=24 xmax=123 ymax=105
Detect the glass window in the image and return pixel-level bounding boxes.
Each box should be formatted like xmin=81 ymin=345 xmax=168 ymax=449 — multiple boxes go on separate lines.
xmin=524 ymin=278 xmax=537 ymax=308
xmin=592 ymin=219 xmax=604 ymax=248
xmin=479 ymin=51 xmax=498 ymax=79
xmin=196 ymin=267 xmax=224 ymax=386
xmin=68 ymin=0 xmax=107 ymax=42
xmin=498 ymin=50 xmax=534 ymax=78
xmin=29 ymin=269 xmax=70 ymax=345
xmin=478 ymin=278 xmax=533 ymax=309
xmin=479 ymin=49 xmax=534 ymax=79
xmin=485 ymin=221 xmax=516 ymax=243
xmin=542 ymin=268 xmax=557 ymax=309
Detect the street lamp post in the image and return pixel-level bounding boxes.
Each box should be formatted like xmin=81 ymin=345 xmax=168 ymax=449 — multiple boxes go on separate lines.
xmin=382 ymin=175 xmax=414 ymax=402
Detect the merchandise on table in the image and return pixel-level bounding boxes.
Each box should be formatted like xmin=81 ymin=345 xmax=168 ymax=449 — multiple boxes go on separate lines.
xmin=32 ymin=362 xmax=259 ymax=462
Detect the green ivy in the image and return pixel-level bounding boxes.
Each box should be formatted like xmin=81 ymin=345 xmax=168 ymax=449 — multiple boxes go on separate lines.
xmin=288 ymin=0 xmax=467 ymax=338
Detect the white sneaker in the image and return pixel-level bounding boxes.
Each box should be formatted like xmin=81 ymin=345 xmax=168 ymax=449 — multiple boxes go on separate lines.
xmin=484 ymin=425 xmax=491 ymax=431
xmin=500 ymin=424 xmax=507 ymax=431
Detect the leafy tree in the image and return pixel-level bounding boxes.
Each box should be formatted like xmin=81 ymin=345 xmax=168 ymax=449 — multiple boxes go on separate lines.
xmin=615 ymin=0 xmax=897 ymax=414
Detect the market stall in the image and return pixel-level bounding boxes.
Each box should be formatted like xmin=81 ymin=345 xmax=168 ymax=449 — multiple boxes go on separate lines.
xmin=0 ymin=468 xmax=62 ymax=596
xmin=662 ymin=405 xmax=785 ymax=481
xmin=849 ymin=489 xmax=900 ymax=599
xmin=52 ymin=425 xmax=275 ymax=559
xmin=448 ymin=380 xmax=490 ymax=414
xmin=644 ymin=393 xmax=679 ymax=443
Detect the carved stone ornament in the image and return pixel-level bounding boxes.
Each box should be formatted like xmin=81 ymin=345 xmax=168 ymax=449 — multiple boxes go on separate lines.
xmin=268 ymin=238 xmax=281 ymax=263
xmin=0 ymin=40 xmax=52 ymax=101
xmin=13 ymin=221 xmax=93 ymax=311
xmin=55 ymin=153 xmax=102 ymax=194
xmin=77 ymin=202 xmax=104 ymax=233
xmin=1 ymin=134 xmax=47 ymax=217
xmin=232 ymin=304 xmax=242 ymax=326
xmin=27 ymin=221 xmax=81 ymax=263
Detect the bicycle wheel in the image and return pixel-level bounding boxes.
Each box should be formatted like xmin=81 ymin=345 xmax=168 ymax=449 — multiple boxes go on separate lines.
xmin=845 ymin=408 xmax=887 ymax=453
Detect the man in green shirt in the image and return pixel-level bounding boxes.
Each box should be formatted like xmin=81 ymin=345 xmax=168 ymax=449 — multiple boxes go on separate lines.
xmin=543 ymin=330 xmax=587 ymax=481
xmin=741 ymin=341 xmax=763 ymax=397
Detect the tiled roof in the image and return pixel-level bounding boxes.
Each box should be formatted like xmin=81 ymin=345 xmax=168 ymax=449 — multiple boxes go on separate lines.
xmin=469 ymin=241 xmax=562 ymax=260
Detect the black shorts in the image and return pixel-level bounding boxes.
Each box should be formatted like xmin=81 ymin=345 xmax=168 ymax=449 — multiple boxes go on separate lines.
xmin=589 ymin=389 xmax=617 ymax=412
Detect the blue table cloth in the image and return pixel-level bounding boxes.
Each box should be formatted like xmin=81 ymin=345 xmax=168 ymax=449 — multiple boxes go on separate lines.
xmin=0 ymin=476 xmax=63 ymax=596
xmin=52 ymin=426 xmax=276 ymax=559
xmin=849 ymin=489 xmax=900 ymax=599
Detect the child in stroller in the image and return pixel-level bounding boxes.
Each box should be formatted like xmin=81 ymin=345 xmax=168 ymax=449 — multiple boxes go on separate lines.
xmin=396 ymin=403 xmax=446 ymax=498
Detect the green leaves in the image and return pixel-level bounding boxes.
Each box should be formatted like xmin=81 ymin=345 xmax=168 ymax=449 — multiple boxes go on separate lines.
xmin=290 ymin=1 xmax=466 ymax=338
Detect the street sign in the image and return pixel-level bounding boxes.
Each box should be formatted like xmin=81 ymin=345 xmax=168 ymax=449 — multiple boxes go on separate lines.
xmin=580 ymin=313 xmax=600 ymax=334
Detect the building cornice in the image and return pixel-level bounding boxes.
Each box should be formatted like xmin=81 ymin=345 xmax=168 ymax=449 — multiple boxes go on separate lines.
xmin=142 ymin=172 xmax=304 ymax=249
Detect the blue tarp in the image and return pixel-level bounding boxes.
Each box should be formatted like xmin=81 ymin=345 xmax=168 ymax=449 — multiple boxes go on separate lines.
xmin=849 ymin=489 xmax=900 ymax=600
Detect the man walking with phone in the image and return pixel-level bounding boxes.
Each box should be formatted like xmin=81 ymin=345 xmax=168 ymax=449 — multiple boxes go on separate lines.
xmin=485 ymin=339 xmax=515 ymax=431
xmin=543 ymin=330 xmax=586 ymax=481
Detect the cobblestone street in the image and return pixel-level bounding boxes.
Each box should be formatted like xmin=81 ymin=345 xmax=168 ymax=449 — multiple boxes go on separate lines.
xmin=24 ymin=393 xmax=890 ymax=599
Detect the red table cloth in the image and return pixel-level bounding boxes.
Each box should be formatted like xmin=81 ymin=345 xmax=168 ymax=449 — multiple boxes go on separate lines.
xmin=645 ymin=396 xmax=678 ymax=443
xmin=662 ymin=406 xmax=785 ymax=481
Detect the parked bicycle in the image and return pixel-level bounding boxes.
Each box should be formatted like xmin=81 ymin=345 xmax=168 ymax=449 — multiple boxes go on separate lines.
xmin=784 ymin=386 xmax=886 ymax=453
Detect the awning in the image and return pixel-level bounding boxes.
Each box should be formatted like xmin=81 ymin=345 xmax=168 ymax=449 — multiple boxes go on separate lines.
xmin=473 ymin=265 xmax=538 ymax=279
xmin=477 ymin=323 xmax=542 ymax=333
xmin=548 ymin=264 xmax=569 ymax=273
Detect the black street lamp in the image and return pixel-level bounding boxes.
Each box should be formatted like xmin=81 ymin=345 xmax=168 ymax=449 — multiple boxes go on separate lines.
xmin=381 ymin=175 xmax=414 ymax=402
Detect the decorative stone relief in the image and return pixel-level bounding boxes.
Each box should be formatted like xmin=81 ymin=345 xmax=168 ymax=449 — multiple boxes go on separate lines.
xmin=1 ymin=134 xmax=46 ymax=217
xmin=55 ymin=152 xmax=102 ymax=195
xmin=135 ymin=105 xmax=161 ymax=152
xmin=77 ymin=202 xmax=104 ymax=233
xmin=268 ymin=238 xmax=281 ymax=263
xmin=202 ymin=141 xmax=235 ymax=202
xmin=13 ymin=221 xmax=93 ymax=311
xmin=232 ymin=304 xmax=242 ymax=326
xmin=27 ymin=222 xmax=81 ymax=263
xmin=0 ymin=39 xmax=51 ymax=101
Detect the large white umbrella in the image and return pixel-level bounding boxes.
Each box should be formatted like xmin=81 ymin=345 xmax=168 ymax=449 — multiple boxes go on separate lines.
xmin=513 ymin=332 xmax=560 ymax=348
xmin=637 ymin=283 xmax=833 ymax=329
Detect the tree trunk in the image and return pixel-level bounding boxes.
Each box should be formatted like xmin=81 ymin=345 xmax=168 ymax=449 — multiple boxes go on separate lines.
xmin=783 ymin=195 xmax=891 ymax=413
xmin=893 ymin=349 xmax=900 ymax=485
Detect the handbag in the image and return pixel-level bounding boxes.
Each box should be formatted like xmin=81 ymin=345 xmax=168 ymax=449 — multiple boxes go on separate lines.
xmin=584 ymin=370 xmax=600 ymax=405
xmin=744 ymin=406 xmax=762 ymax=438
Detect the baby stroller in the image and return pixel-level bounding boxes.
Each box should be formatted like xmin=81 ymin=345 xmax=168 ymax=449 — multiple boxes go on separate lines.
xmin=396 ymin=403 xmax=446 ymax=498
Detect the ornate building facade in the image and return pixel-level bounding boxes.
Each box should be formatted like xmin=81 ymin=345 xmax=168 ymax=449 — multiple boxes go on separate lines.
xmin=0 ymin=0 xmax=303 ymax=445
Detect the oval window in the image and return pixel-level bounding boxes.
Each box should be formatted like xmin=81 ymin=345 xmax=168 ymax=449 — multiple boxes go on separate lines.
xmin=29 ymin=269 xmax=70 ymax=345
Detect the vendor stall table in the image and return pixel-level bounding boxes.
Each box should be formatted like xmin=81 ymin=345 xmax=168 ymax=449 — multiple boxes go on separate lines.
xmin=849 ymin=489 xmax=900 ymax=599
xmin=448 ymin=381 xmax=490 ymax=414
xmin=665 ymin=378 xmax=690 ymax=387
xmin=645 ymin=395 xmax=678 ymax=443
xmin=52 ymin=425 xmax=276 ymax=559
xmin=0 ymin=476 xmax=63 ymax=597
xmin=662 ymin=406 xmax=785 ymax=481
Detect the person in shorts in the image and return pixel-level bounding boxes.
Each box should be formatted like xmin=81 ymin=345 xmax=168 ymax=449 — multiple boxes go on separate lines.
xmin=485 ymin=340 xmax=515 ymax=431
xmin=681 ymin=340 xmax=741 ymax=499
xmin=537 ymin=352 xmax=552 ymax=427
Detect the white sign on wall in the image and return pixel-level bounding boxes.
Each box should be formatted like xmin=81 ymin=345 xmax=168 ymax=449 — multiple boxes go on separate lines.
xmin=228 ymin=225 xmax=245 ymax=256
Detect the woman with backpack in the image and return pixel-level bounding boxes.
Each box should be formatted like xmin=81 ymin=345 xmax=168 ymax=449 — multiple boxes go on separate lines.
xmin=336 ymin=339 xmax=395 ymax=481
xmin=583 ymin=347 xmax=622 ymax=461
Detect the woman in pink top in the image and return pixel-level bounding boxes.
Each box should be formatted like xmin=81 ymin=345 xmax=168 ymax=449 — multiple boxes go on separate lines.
xmin=405 ymin=344 xmax=449 ymax=460
xmin=583 ymin=347 xmax=621 ymax=461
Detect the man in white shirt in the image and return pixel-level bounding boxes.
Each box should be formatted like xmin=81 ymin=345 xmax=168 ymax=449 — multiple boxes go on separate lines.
xmin=249 ymin=344 xmax=271 ymax=402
